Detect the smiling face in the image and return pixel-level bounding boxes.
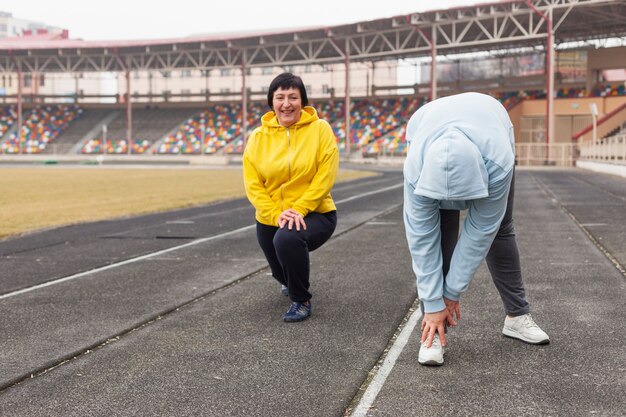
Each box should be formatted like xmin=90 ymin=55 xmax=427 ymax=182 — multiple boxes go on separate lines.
xmin=272 ymin=87 xmax=302 ymax=128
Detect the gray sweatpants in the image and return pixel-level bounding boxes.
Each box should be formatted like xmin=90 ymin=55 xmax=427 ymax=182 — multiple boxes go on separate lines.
xmin=438 ymin=171 xmax=530 ymax=317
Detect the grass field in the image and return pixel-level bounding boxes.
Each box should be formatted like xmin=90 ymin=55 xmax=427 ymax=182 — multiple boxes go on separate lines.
xmin=0 ymin=166 xmax=377 ymax=239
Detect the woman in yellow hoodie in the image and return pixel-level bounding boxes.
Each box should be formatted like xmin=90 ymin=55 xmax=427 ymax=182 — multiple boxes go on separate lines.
xmin=243 ymin=73 xmax=339 ymax=322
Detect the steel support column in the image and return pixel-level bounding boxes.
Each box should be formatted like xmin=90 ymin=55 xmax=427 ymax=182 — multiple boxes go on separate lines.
xmin=327 ymin=32 xmax=351 ymax=156
xmin=125 ymin=68 xmax=132 ymax=155
xmin=413 ymin=23 xmax=437 ymax=101
xmin=16 ymin=69 xmax=22 ymax=155
xmin=528 ymin=0 xmax=554 ymax=163
xmin=344 ymin=49 xmax=351 ymax=155
xmin=242 ymin=50 xmax=248 ymax=151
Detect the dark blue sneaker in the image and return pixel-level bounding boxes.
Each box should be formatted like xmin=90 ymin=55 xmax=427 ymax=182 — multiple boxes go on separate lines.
xmin=281 ymin=285 xmax=289 ymax=297
xmin=282 ymin=301 xmax=311 ymax=322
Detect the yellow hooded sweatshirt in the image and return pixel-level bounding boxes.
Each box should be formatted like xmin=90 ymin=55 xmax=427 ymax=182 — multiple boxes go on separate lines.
xmin=243 ymin=106 xmax=339 ymax=226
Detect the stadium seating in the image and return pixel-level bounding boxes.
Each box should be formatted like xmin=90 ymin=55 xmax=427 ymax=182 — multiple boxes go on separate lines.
xmin=50 ymin=108 xmax=115 ymax=154
xmin=0 ymin=106 xmax=16 ymax=138
xmin=314 ymin=100 xmax=345 ymax=143
xmin=592 ymin=83 xmax=626 ymax=97
xmin=360 ymin=88 xmax=593 ymax=157
xmin=310 ymin=97 xmax=424 ymax=154
xmin=156 ymin=104 xmax=239 ymax=154
xmin=80 ymin=107 xmax=198 ymax=154
xmin=1 ymin=105 xmax=82 ymax=154
xmin=223 ymin=104 xmax=265 ymax=155
xmin=155 ymin=104 xmax=266 ymax=155
xmin=330 ymin=97 xmax=424 ymax=156
xmin=555 ymin=87 xmax=587 ymax=98
xmin=81 ymin=138 xmax=151 ymax=154
xmin=1 ymin=84 xmax=623 ymax=157
xmin=362 ymin=127 xmax=407 ymax=157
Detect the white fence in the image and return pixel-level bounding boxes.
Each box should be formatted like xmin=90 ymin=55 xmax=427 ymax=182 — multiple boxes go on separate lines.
xmin=354 ymin=133 xmax=626 ymax=168
xmin=578 ymin=133 xmax=626 ymax=163
xmin=359 ymin=142 xmax=579 ymax=166
xmin=514 ymin=143 xmax=577 ymax=166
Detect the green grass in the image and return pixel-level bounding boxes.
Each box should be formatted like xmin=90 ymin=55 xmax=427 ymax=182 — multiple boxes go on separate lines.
xmin=0 ymin=166 xmax=377 ymax=239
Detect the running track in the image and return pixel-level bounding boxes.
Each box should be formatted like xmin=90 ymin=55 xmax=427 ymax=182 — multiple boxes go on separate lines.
xmin=0 ymin=166 xmax=624 ymax=416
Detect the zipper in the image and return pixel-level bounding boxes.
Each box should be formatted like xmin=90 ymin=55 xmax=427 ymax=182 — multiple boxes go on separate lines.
xmin=281 ymin=127 xmax=292 ymax=211
xmin=286 ymin=127 xmax=292 ymax=180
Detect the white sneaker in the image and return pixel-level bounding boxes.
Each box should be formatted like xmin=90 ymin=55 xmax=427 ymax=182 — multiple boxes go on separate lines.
xmin=502 ymin=314 xmax=550 ymax=345
xmin=418 ymin=333 xmax=445 ymax=366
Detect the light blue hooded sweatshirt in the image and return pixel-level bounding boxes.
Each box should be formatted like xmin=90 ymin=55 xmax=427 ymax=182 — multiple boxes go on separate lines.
xmin=403 ymin=92 xmax=515 ymax=313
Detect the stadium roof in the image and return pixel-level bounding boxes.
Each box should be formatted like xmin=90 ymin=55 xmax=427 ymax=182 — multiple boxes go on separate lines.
xmin=0 ymin=0 xmax=625 ymax=73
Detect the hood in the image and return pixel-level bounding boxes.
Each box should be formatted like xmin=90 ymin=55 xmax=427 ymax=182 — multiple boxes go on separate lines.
xmin=261 ymin=106 xmax=319 ymax=129
xmin=414 ymin=129 xmax=489 ymax=201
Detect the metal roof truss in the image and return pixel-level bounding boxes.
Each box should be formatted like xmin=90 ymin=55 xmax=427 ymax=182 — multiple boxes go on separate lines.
xmin=0 ymin=0 xmax=624 ymax=73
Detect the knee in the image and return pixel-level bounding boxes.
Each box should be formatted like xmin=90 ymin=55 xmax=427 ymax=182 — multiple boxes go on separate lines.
xmin=497 ymin=218 xmax=515 ymax=237
xmin=273 ymin=229 xmax=306 ymax=254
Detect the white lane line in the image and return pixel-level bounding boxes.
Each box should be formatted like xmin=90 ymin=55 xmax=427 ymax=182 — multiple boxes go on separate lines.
xmin=336 ymin=183 xmax=402 ymax=205
xmin=0 ymin=225 xmax=254 ymax=300
xmin=1 ymin=182 xmax=403 ymax=301
xmin=351 ymin=307 xmax=422 ymax=417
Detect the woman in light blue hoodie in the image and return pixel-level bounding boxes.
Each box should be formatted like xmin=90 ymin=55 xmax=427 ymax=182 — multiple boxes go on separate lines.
xmin=403 ymin=92 xmax=549 ymax=366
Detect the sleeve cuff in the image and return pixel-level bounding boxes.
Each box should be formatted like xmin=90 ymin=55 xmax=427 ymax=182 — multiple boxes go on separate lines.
xmin=421 ymin=298 xmax=446 ymax=313
xmin=443 ymin=287 xmax=461 ymax=302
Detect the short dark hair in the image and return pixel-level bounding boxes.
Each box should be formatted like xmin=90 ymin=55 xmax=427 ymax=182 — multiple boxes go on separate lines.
xmin=267 ymin=72 xmax=309 ymax=110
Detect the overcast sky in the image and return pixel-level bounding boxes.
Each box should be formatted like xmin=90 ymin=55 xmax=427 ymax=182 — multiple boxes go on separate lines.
xmin=2 ymin=0 xmax=483 ymax=41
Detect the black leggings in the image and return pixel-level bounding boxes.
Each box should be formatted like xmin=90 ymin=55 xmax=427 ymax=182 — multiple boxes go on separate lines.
xmin=440 ymin=172 xmax=529 ymax=317
xmin=256 ymin=211 xmax=337 ymax=303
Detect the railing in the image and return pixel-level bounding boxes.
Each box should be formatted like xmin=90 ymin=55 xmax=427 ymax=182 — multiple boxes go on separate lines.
xmin=578 ymin=133 xmax=626 ymax=162
xmin=514 ymin=143 xmax=577 ymax=166
xmin=355 ymin=142 xmax=579 ymax=167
